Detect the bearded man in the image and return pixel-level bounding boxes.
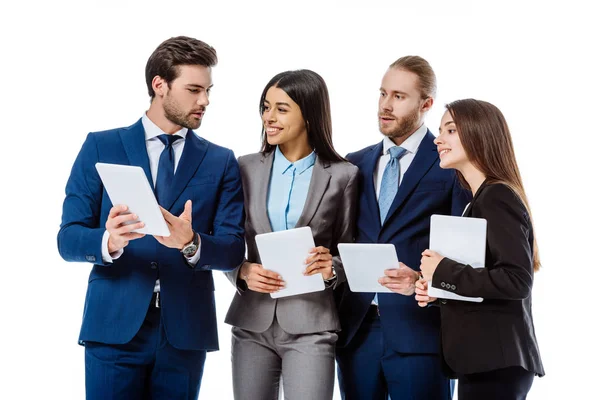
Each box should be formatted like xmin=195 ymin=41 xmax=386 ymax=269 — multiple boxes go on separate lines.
xmin=335 ymin=56 xmax=471 ymax=400
xmin=57 ymin=36 xmax=245 ymax=400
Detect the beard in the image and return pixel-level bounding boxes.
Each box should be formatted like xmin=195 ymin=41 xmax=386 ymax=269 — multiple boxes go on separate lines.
xmin=163 ymin=93 xmax=203 ymax=130
xmin=379 ymin=105 xmax=420 ymax=140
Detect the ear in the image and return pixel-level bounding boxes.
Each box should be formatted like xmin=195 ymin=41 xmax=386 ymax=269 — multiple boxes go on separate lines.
xmin=152 ymin=75 xmax=167 ymax=98
xmin=422 ymin=97 xmax=434 ymax=113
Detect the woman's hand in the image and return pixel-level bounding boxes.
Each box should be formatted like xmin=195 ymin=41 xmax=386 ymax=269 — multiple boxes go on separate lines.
xmin=239 ymin=261 xmax=285 ymax=293
xmin=415 ymin=279 xmax=437 ymax=307
xmin=419 ymin=249 xmax=444 ymax=281
xmin=304 ymin=246 xmax=334 ymax=280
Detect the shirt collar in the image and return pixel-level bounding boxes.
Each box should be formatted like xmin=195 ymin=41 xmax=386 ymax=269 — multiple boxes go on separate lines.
xmin=382 ymin=123 xmax=428 ymax=155
xmin=142 ymin=113 xmax=188 ymax=141
xmin=273 ymin=146 xmax=316 ymax=176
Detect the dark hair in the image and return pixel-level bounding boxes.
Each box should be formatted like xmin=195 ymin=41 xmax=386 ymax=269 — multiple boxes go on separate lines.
xmin=389 ymin=56 xmax=437 ymax=100
xmin=259 ymin=70 xmax=345 ymax=163
xmin=446 ymin=99 xmax=540 ymax=272
xmin=145 ymin=36 xmax=217 ymax=98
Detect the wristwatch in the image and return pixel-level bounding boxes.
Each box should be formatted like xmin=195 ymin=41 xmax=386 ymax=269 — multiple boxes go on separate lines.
xmin=181 ymin=230 xmax=199 ymax=257
xmin=324 ymin=266 xmax=337 ymax=287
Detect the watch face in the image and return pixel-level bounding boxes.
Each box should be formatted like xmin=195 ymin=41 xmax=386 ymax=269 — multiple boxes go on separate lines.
xmin=183 ymin=244 xmax=198 ymax=256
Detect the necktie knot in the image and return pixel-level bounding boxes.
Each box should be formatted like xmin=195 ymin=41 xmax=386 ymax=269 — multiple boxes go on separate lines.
xmin=157 ymin=134 xmax=180 ymax=147
xmin=388 ymin=146 xmax=407 ymax=160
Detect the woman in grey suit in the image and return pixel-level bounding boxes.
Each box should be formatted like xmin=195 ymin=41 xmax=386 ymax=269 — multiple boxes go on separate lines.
xmin=225 ymin=69 xmax=358 ymax=400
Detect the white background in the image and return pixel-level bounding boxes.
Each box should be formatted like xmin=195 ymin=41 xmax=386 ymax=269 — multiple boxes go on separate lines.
xmin=1 ymin=0 xmax=598 ymax=399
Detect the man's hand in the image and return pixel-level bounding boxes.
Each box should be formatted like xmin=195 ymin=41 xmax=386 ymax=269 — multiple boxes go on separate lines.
xmin=378 ymin=262 xmax=420 ymax=296
xmin=415 ymin=279 xmax=438 ymax=307
xmin=154 ymin=200 xmax=194 ymax=250
xmin=304 ymin=246 xmax=334 ymax=280
xmin=106 ymin=205 xmax=146 ymax=253
xmin=240 ymin=262 xmax=285 ymax=293
xmin=419 ymin=249 xmax=444 ymax=282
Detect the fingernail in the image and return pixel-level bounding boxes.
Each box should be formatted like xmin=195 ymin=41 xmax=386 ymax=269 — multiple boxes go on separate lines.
xmin=133 ymin=214 xmax=138 ymax=219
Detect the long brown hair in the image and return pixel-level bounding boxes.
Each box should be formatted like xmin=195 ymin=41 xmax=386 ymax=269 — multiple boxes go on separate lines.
xmin=446 ymin=99 xmax=541 ymax=272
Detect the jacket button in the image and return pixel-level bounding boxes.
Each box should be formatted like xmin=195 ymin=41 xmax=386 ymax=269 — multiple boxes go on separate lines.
xmin=441 ymin=282 xmax=446 ymax=288
xmin=451 ymin=285 xmax=456 ymax=290
xmin=150 ymin=262 xmax=158 ymax=269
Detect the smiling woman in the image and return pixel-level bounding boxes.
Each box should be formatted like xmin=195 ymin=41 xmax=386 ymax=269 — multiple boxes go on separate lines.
xmin=416 ymin=99 xmax=545 ymax=400
xmin=223 ymin=69 xmax=359 ymax=400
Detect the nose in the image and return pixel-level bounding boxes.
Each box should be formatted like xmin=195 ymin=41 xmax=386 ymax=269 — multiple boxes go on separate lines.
xmin=434 ymin=133 xmax=444 ymax=145
xmin=379 ymin=94 xmax=392 ymax=112
xmin=196 ymin=92 xmax=209 ymax=107
xmin=263 ymin=108 xmax=275 ymax=123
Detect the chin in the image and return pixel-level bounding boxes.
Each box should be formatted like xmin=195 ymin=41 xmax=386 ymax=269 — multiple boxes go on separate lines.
xmin=439 ymin=159 xmax=454 ymax=170
xmin=378 ymin=125 xmax=394 ymax=136
xmin=266 ymin=136 xmax=281 ymax=146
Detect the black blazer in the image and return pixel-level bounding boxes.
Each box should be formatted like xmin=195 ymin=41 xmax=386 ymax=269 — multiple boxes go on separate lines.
xmin=432 ymin=181 xmax=545 ymax=377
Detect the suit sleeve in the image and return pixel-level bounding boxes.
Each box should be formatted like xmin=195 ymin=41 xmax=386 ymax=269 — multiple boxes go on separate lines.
xmin=331 ymin=166 xmax=359 ymax=288
xmin=196 ymin=150 xmax=245 ymax=272
xmin=432 ymin=185 xmax=534 ymax=300
xmin=57 ymin=133 xmax=109 ymax=266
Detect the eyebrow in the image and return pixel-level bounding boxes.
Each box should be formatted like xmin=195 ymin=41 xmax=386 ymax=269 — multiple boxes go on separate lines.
xmin=379 ymin=87 xmax=410 ymax=96
xmin=263 ymin=100 xmax=291 ymax=107
xmin=186 ymin=84 xmax=214 ymax=89
xmin=439 ymin=121 xmax=456 ymax=132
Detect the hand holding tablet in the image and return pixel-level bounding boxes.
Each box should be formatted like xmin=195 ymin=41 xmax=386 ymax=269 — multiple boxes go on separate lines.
xmin=95 ymin=163 xmax=171 ymax=237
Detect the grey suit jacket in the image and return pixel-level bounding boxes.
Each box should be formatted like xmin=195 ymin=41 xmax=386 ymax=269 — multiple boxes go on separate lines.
xmin=224 ymin=151 xmax=359 ymax=334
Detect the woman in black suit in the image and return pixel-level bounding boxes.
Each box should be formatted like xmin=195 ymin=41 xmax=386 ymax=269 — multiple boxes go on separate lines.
xmin=415 ymin=99 xmax=544 ymax=400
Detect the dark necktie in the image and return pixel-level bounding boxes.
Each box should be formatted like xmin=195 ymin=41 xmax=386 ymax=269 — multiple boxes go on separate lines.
xmin=155 ymin=134 xmax=181 ymax=207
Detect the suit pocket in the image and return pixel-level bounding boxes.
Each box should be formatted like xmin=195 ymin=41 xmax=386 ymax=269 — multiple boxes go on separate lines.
xmin=88 ymin=267 xmax=121 ymax=283
xmin=187 ymin=175 xmax=216 ymax=186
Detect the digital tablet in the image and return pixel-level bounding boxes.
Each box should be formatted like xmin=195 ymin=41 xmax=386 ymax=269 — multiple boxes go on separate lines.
xmin=255 ymin=227 xmax=325 ymax=299
xmin=95 ymin=162 xmax=170 ymax=237
xmin=337 ymin=243 xmax=397 ymax=293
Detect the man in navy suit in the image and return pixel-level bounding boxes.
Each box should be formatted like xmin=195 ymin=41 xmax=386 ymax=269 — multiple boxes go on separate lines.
xmin=57 ymin=36 xmax=245 ymax=400
xmin=335 ymin=56 xmax=470 ymax=399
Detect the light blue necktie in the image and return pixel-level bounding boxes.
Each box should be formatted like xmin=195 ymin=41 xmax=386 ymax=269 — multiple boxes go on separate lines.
xmin=374 ymin=146 xmax=407 ymax=305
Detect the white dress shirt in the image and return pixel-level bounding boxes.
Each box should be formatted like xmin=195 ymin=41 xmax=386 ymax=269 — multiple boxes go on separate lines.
xmin=101 ymin=113 xmax=201 ymax=292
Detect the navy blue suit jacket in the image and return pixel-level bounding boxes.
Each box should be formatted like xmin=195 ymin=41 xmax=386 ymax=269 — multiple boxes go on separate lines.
xmin=337 ymin=130 xmax=470 ymax=354
xmin=57 ymin=119 xmax=245 ymax=351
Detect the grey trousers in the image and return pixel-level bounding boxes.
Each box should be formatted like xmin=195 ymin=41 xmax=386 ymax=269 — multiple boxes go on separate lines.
xmin=231 ymin=318 xmax=338 ymax=400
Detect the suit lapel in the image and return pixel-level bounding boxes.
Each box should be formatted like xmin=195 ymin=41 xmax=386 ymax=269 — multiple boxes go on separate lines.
xmin=163 ymin=130 xmax=208 ymax=210
xmin=363 ymin=142 xmax=384 ymax=228
xmin=382 ymin=131 xmax=439 ymax=227
xmin=253 ymin=151 xmax=275 ymax=234
xmin=463 ymin=180 xmax=488 ymax=217
xmin=295 ymin=156 xmax=331 ymax=228
xmin=119 ymin=119 xmax=153 ymax=187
